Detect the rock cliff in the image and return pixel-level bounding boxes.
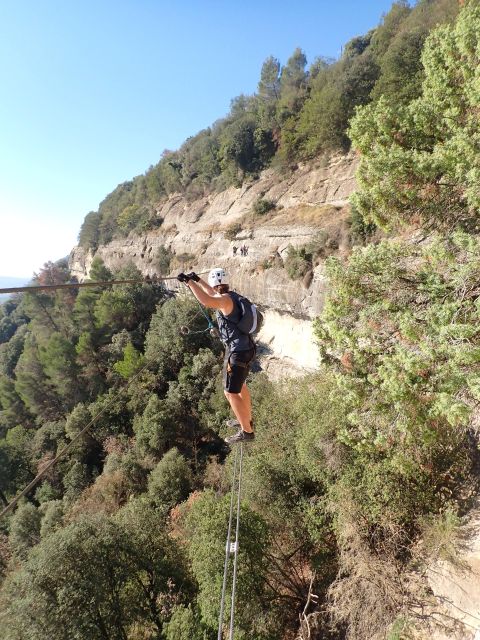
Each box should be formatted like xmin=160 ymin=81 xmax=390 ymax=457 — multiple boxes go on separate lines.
xmin=70 ymin=153 xmax=357 ymax=375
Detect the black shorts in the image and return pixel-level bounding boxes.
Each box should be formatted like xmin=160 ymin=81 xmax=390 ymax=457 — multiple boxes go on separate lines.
xmin=223 ymin=347 xmax=255 ymax=394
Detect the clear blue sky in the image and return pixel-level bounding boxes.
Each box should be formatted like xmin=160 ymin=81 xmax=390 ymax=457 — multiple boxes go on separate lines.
xmin=0 ymin=0 xmax=395 ymax=277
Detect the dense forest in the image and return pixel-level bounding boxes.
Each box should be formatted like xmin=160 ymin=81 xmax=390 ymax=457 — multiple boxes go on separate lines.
xmin=2 ymin=1 xmax=480 ymax=639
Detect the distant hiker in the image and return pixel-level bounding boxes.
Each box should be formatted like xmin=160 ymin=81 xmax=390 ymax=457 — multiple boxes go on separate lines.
xmin=177 ymin=268 xmax=258 ymax=444
xmin=233 ymin=246 xmax=238 ymax=256
xmin=244 ymin=245 xmax=249 ymax=256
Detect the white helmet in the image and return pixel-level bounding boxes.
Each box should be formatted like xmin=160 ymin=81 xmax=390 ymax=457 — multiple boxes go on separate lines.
xmin=208 ymin=267 xmax=229 ymax=288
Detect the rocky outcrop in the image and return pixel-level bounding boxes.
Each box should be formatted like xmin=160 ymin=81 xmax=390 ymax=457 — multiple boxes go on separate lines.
xmin=70 ymin=153 xmax=357 ymax=377
xmin=426 ymin=510 xmax=480 ymax=639
xmin=70 ymin=153 xmax=356 ymax=315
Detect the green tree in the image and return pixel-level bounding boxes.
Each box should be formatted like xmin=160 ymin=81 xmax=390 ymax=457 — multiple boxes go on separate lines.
xmin=14 ymin=334 xmax=61 ymax=420
xmin=0 ymin=512 xmax=187 ymax=639
xmin=257 ymin=56 xmax=281 ymax=102
xmin=219 ymin=116 xmax=269 ymax=183
xmin=39 ymin=499 xmax=64 ymax=538
xmin=39 ymin=333 xmax=81 ymax=406
xmin=349 ymin=2 xmax=480 ymax=230
xmin=113 ymin=342 xmax=146 ymax=379
xmin=147 ymin=448 xmax=192 ymax=509
xmin=8 ymin=502 xmax=41 ymax=560
xmin=133 ymin=394 xmax=175 ymax=456
xmin=0 ymin=374 xmax=31 ymax=431
xmin=78 ymin=211 xmax=101 ymax=249
xmin=277 ymin=47 xmax=308 ymax=122
xmin=163 ymin=605 xmax=206 ymax=640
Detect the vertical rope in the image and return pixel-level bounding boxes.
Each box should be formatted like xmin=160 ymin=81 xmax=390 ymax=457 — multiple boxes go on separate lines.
xmin=228 ymin=442 xmax=244 ymax=640
xmin=217 ymin=446 xmax=239 ymax=640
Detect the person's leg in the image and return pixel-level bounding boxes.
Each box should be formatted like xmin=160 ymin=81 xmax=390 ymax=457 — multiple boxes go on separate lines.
xmin=238 ymin=383 xmax=252 ymax=426
xmin=224 ymin=388 xmax=253 ymax=433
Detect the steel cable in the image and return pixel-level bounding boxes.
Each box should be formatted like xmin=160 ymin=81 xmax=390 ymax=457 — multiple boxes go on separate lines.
xmin=217 ymin=442 xmax=245 ymax=640
xmin=217 ymin=445 xmax=239 ymax=640
xmin=229 ymin=442 xmax=244 ymax=640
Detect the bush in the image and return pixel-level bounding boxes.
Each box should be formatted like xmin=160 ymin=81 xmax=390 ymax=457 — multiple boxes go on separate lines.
xmin=253 ymin=197 xmax=276 ymax=216
xmin=156 ymin=245 xmax=173 ymax=275
xmin=147 ymin=448 xmax=192 ymax=509
xmin=348 ymin=203 xmax=376 ymax=245
xmin=284 ymin=245 xmax=312 ymax=280
xmin=224 ymin=221 xmax=242 ymax=240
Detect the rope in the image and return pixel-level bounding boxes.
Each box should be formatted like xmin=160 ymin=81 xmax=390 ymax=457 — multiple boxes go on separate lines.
xmin=180 ymin=286 xmax=216 ymax=335
xmin=217 ymin=442 xmax=245 ymax=640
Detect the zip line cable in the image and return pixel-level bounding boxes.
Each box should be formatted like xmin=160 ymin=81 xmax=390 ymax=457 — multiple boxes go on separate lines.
xmin=180 ymin=285 xmax=218 ymax=336
xmin=217 ymin=442 xmax=245 ymax=640
xmin=0 ymin=270 xmax=212 ymax=295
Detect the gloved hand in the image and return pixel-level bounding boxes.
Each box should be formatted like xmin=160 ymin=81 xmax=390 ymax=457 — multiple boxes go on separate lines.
xmin=186 ymin=272 xmax=200 ymax=282
xmin=177 ymin=273 xmax=190 ymax=283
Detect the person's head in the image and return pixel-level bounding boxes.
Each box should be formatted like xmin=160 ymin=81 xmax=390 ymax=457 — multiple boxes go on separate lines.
xmin=208 ymin=267 xmax=229 ymax=294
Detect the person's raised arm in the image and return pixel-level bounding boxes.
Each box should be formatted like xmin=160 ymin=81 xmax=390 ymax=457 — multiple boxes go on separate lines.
xmin=177 ymin=273 xmax=233 ymax=314
xmin=186 ymin=272 xmax=216 ymax=296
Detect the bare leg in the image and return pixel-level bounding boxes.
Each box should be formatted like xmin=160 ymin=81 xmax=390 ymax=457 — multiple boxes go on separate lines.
xmin=238 ymin=384 xmax=252 ymax=426
xmin=224 ymin=387 xmax=253 ymax=433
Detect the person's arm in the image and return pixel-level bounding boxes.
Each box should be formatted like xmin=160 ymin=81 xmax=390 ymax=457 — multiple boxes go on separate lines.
xmin=185 ymin=280 xmax=233 ymax=314
xmin=194 ymin=276 xmax=216 ymax=296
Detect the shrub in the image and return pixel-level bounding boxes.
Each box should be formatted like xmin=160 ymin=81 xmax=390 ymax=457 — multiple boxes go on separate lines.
xmin=147 ymin=448 xmax=192 ymax=509
xmin=224 ymin=222 xmax=242 ymax=240
xmin=284 ymin=245 xmax=312 ymax=280
xmin=156 ymin=245 xmax=173 ymax=275
xmin=253 ymin=197 xmax=276 ymax=216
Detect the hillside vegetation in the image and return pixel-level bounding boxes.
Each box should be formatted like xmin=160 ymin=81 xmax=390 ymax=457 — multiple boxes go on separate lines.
xmin=2 ymin=2 xmax=480 ymax=639
xmin=78 ymin=0 xmax=458 ymax=249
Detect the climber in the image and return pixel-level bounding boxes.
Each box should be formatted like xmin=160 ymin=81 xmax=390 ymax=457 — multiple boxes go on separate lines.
xmin=177 ymin=268 xmax=256 ymax=444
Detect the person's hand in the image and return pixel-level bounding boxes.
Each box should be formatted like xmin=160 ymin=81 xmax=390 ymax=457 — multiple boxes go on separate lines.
xmin=186 ymin=272 xmax=200 ymax=282
xmin=177 ymin=273 xmax=190 ymax=283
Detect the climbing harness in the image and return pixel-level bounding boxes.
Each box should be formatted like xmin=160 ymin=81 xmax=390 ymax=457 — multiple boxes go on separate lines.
xmin=217 ymin=442 xmax=244 ymax=640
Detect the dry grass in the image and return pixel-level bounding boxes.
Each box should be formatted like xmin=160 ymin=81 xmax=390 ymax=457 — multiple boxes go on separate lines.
xmin=274 ymin=204 xmax=346 ymax=227
xmin=327 ymin=494 xmax=407 ymax=640
xmin=65 ymin=470 xmax=133 ymax=520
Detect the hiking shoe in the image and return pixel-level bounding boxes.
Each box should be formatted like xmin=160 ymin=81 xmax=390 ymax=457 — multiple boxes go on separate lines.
xmin=225 ymin=429 xmax=255 ymax=445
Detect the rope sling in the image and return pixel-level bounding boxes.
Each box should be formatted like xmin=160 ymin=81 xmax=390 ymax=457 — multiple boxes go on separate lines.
xmin=217 ymin=442 xmax=244 ymax=640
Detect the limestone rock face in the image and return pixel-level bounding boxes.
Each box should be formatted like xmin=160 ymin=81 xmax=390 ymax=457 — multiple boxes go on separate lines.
xmin=70 ymin=154 xmax=357 ymax=377
xmin=426 ymin=510 xmax=480 ymax=640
